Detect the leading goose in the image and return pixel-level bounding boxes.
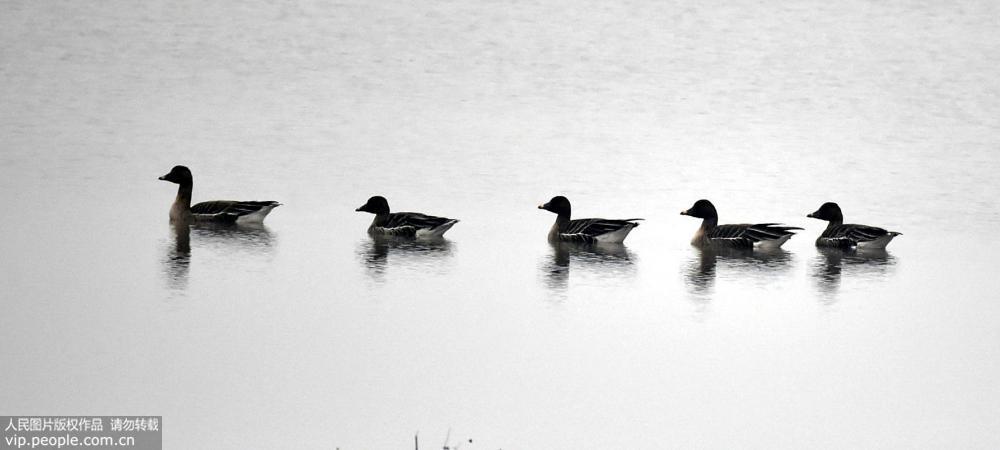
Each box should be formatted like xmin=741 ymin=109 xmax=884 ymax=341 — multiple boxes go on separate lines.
xmin=355 ymin=196 xmax=458 ymax=238
xmin=681 ymin=199 xmax=801 ymax=249
xmin=158 ymin=165 xmax=280 ymax=224
xmin=538 ymin=196 xmax=642 ymax=244
xmin=807 ymin=202 xmax=901 ymax=249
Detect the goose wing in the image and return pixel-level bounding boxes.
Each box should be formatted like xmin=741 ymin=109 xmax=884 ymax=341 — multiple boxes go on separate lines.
xmin=375 ymin=212 xmax=456 ymax=236
xmin=388 ymin=212 xmax=454 ymax=229
xmin=704 ymin=224 xmax=755 ymax=248
xmin=191 ymin=200 xmax=280 ymax=223
xmin=745 ymin=223 xmax=804 ymax=241
xmin=823 ymin=224 xmax=892 ymax=244
xmin=558 ymin=218 xmax=642 ymax=242
xmin=706 ymin=223 xmax=802 ymax=248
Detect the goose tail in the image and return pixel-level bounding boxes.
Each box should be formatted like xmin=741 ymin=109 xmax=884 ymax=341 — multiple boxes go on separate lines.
xmin=416 ymin=219 xmax=458 ymax=238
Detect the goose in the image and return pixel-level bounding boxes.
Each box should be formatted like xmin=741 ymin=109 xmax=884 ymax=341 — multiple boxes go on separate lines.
xmin=158 ymin=165 xmax=279 ymax=224
xmin=538 ymin=196 xmax=642 ymax=244
xmin=680 ymin=199 xmax=801 ymax=249
xmin=807 ymin=202 xmax=901 ymax=249
xmin=355 ymin=196 xmax=458 ymax=238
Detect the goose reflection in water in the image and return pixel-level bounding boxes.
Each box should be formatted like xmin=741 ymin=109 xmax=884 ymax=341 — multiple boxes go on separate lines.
xmin=161 ymin=223 xmax=275 ymax=292
xmin=357 ymin=236 xmax=454 ymax=282
xmin=684 ymin=247 xmax=794 ymax=297
xmin=163 ymin=223 xmax=191 ymax=291
xmin=812 ymin=247 xmax=896 ymax=300
xmin=541 ymin=242 xmax=636 ymax=292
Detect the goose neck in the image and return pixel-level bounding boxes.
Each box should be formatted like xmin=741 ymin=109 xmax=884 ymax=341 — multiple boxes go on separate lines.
xmin=174 ymin=183 xmax=193 ymax=208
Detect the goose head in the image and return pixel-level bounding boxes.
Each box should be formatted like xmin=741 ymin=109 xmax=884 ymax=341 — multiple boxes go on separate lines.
xmin=680 ymin=199 xmax=718 ymax=220
xmin=356 ymin=196 xmax=391 ymax=215
xmin=807 ymin=202 xmax=843 ymax=222
xmin=158 ymin=165 xmax=193 ymax=185
xmin=538 ymin=196 xmax=572 ymax=217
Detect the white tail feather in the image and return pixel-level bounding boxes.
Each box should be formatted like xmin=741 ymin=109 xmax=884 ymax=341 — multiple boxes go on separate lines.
xmin=415 ymin=219 xmax=458 ymax=238
xmin=594 ymin=224 xmax=635 ymax=244
xmin=753 ymin=234 xmax=791 ymax=249
xmin=857 ymin=234 xmax=897 ymax=249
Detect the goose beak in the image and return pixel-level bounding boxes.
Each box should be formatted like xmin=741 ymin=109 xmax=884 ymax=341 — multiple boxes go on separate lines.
xmin=680 ymin=210 xmax=688 ymax=215
xmin=806 ymin=213 xmax=815 ymax=218
xmin=538 ymin=203 xmax=547 ymax=210
xmin=158 ymin=174 xmax=168 ymax=181
xmin=355 ymin=206 xmax=364 ymax=212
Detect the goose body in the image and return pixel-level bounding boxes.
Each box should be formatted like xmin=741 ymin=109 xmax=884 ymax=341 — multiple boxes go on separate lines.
xmin=807 ymin=202 xmax=901 ymax=249
xmin=159 ymin=166 xmax=279 ymax=224
xmin=681 ymin=199 xmax=801 ymax=249
xmin=539 ymin=196 xmax=642 ymax=244
xmin=356 ymin=196 xmax=458 ymax=238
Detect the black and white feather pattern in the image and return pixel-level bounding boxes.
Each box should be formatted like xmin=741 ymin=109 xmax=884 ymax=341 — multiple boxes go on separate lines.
xmin=190 ymin=200 xmax=281 ymax=224
xmin=554 ymin=218 xmax=643 ymax=244
xmin=817 ymin=224 xmax=901 ymax=248
xmin=700 ymin=223 xmax=803 ymax=249
xmin=370 ymin=212 xmax=458 ymax=237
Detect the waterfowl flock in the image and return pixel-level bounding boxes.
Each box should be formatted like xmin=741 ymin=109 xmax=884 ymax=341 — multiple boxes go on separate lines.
xmin=160 ymin=165 xmax=902 ymax=250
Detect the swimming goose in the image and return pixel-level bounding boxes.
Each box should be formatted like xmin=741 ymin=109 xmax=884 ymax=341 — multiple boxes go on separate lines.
xmin=680 ymin=199 xmax=801 ymax=249
xmin=355 ymin=196 xmax=458 ymax=238
xmin=807 ymin=202 xmax=901 ymax=249
xmin=158 ymin=165 xmax=280 ymax=224
xmin=538 ymin=196 xmax=642 ymax=243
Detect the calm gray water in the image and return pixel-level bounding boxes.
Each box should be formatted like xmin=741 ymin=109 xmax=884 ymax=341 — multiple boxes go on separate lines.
xmin=3 ymin=0 xmax=1000 ymax=448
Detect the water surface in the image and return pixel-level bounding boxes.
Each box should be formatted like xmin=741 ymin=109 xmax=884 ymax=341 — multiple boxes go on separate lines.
xmin=2 ymin=0 xmax=999 ymax=448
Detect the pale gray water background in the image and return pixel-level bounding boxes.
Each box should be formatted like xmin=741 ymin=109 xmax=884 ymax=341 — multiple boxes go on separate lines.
xmin=2 ymin=0 xmax=1000 ymax=448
